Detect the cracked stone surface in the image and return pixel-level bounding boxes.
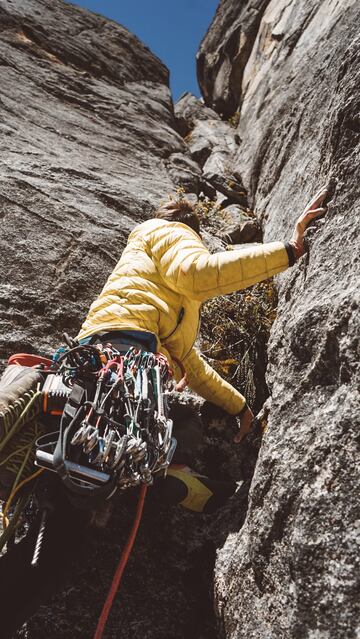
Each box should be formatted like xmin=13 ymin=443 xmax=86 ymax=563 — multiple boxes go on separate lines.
xmin=201 ymin=1 xmax=360 ymax=638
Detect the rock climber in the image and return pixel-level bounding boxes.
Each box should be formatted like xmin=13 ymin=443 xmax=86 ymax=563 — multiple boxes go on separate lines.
xmin=76 ymin=185 xmax=329 ymax=513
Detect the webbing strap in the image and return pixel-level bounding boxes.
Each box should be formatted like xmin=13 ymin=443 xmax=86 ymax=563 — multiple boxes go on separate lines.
xmin=53 ymin=405 xmax=116 ymax=502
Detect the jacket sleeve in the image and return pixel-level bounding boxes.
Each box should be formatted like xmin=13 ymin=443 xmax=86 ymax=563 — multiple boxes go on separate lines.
xmin=150 ymin=224 xmax=289 ymax=302
xmin=183 ymin=347 xmax=246 ymax=415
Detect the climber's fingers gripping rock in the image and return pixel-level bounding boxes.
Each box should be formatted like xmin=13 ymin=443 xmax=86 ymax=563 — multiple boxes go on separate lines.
xmin=234 ymin=405 xmax=254 ymax=444
xmin=289 ymin=185 xmax=329 ymax=259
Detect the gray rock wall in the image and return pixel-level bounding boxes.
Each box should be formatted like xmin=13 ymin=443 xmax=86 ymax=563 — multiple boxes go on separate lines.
xmin=197 ymin=0 xmax=269 ymax=117
xmin=0 ymin=0 xmax=200 ymax=358
xmin=200 ymin=1 xmax=360 ymax=638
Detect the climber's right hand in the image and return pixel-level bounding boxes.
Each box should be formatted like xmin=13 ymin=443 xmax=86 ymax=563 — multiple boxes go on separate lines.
xmin=234 ymin=405 xmax=254 ymax=444
xmin=289 ymin=185 xmax=328 ymax=259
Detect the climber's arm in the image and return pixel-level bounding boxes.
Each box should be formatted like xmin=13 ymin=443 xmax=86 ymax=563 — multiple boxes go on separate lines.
xmin=150 ymin=186 xmax=329 ymax=303
xmin=183 ymin=348 xmax=254 ymax=442
xmin=183 ymin=347 xmax=246 ymax=415
xmin=150 ymin=226 xmax=290 ymax=302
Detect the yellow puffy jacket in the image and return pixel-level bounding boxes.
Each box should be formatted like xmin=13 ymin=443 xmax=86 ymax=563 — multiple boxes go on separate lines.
xmin=77 ymin=218 xmax=290 ymax=414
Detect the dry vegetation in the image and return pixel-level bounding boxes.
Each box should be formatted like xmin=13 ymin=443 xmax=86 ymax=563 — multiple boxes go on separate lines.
xmin=200 ymin=279 xmax=277 ymax=412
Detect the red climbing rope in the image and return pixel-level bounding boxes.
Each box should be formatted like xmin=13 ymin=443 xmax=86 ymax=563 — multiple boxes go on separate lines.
xmin=93 ymin=484 xmax=148 ymax=639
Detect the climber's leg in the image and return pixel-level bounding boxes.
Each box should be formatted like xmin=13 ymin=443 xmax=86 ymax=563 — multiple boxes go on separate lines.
xmin=162 ymin=400 xmax=236 ymax=512
xmin=155 ymin=465 xmax=236 ymax=514
xmin=169 ymin=401 xmax=204 ymax=467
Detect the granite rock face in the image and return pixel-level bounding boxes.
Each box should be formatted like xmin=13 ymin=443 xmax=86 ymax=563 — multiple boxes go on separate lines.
xmin=0 ymin=0 xmax=200 ymax=360
xmin=197 ymin=0 xmax=269 ymax=117
xmin=201 ymin=1 xmax=360 ymax=638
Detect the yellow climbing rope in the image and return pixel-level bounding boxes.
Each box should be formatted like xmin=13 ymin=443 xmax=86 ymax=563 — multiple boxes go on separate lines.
xmin=2 ymin=467 xmax=44 ymax=530
xmin=0 ymin=387 xmax=43 ymax=454
xmin=0 ymin=385 xmax=45 ymax=545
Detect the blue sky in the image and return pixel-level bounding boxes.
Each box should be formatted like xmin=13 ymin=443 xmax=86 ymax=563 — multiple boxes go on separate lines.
xmin=71 ymin=0 xmax=219 ymax=101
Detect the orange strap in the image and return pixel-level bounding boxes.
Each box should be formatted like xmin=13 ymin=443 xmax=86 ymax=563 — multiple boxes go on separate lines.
xmin=93 ymin=484 xmax=148 ymax=639
xmin=8 ymin=353 xmax=53 ymax=369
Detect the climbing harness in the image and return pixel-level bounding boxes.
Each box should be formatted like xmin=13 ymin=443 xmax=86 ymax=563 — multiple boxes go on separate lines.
xmin=34 ymin=343 xmax=177 ymax=502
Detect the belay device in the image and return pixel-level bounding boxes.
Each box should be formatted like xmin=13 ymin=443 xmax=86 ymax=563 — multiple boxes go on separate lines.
xmin=35 ymin=342 xmax=177 ymax=504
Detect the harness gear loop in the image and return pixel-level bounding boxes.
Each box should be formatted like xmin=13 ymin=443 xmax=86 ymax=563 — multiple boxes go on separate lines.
xmin=34 ymin=344 xmax=176 ymax=504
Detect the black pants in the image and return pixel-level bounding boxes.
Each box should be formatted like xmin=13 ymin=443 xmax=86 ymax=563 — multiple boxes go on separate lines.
xmin=0 ymin=482 xmax=91 ymax=638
